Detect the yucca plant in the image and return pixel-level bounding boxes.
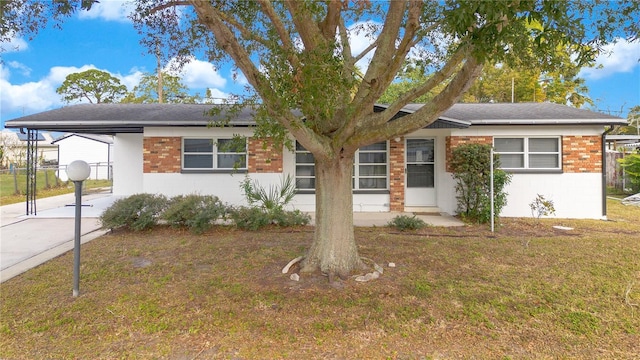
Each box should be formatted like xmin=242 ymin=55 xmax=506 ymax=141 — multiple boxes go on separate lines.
xmin=240 ymin=174 xmax=297 ymax=212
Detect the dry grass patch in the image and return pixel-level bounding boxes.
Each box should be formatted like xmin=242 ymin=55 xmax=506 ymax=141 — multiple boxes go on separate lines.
xmin=1 ymin=199 xmax=639 ymax=359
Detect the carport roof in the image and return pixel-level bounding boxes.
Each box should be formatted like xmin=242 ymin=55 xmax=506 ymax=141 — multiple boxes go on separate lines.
xmin=4 ymin=102 xmax=625 ymax=135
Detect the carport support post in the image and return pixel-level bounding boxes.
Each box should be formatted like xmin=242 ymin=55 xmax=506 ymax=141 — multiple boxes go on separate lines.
xmin=72 ymin=180 xmax=82 ymax=297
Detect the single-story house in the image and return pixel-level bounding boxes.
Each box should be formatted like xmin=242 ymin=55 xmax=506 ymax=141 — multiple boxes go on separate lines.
xmin=4 ymin=102 xmax=626 ymax=219
xmin=52 ymin=133 xmax=113 ymax=181
xmin=0 ymin=129 xmax=59 ymax=168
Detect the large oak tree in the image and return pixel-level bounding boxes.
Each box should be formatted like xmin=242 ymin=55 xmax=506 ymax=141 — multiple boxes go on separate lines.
xmin=4 ymin=0 xmax=638 ymax=278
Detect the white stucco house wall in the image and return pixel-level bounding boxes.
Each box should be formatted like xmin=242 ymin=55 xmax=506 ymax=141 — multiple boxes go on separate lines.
xmin=52 ymin=133 xmax=113 ymax=181
xmin=5 ymin=102 xmax=626 ymax=219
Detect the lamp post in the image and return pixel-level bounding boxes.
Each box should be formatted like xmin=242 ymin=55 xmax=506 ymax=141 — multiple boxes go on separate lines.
xmin=66 ymin=160 xmax=91 ymax=297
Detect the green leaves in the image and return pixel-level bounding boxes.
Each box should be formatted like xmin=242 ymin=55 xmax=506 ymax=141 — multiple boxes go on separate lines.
xmin=450 ymin=144 xmax=512 ymax=224
xmin=618 ymin=154 xmax=640 ymax=192
xmin=56 ymin=69 xmax=127 ymax=104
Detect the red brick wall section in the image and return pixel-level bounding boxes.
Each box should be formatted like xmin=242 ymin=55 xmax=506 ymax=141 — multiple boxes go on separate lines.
xmin=248 ymin=137 xmax=283 ymax=173
xmin=143 ymin=137 xmax=181 ymax=173
xmin=389 ymin=138 xmax=405 ymax=211
xmin=562 ymin=135 xmax=601 ymax=173
xmin=445 ymin=136 xmax=493 ymax=172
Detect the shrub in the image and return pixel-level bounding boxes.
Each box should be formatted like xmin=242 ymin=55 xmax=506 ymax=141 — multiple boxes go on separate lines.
xmin=529 ymin=194 xmax=556 ymax=219
xmin=228 ymin=206 xmax=272 ymax=231
xmin=387 ymin=214 xmax=427 ymax=231
xmin=100 ymin=193 xmax=168 ymax=231
xmin=450 ymin=143 xmax=512 ymax=224
xmin=229 ymin=206 xmax=311 ymax=230
xmin=270 ymin=208 xmax=311 ymax=227
xmin=162 ymin=194 xmax=227 ymax=234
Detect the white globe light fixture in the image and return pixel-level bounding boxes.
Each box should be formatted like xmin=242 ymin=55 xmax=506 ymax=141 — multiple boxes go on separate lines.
xmin=66 ymin=160 xmax=91 ymax=297
xmin=66 ymin=160 xmax=91 ymax=182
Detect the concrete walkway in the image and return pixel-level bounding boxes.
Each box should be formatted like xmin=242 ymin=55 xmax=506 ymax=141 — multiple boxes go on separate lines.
xmin=0 ymin=191 xmax=117 ymax=283
xmin=0 ymin=192 xmax=463 ymax=283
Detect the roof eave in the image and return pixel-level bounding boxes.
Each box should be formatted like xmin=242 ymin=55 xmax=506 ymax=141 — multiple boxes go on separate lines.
xmin=468 ymin=119 xmax=628 ymax=126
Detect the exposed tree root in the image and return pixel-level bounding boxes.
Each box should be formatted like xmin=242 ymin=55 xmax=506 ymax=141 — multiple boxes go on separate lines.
xmin=283 ymin=255 xmax=385 ymax=284
xmin=281 ymin=256 xmax=304 ymax=274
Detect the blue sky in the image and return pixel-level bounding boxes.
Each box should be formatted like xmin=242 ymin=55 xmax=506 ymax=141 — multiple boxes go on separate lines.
xmin=1 ymin=1 xmax=639 ymax=128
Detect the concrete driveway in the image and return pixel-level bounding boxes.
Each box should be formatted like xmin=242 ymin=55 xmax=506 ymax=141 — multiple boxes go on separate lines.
xmin=0 ymin=191 xmax=117 ymax=283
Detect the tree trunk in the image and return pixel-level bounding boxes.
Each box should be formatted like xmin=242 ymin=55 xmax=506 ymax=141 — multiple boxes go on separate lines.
xmin=301 ymin=151 xmax=364 ymax=278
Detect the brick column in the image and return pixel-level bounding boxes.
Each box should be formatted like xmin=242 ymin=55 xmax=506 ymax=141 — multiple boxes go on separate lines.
xmin=389 ymin=138 xmax=405 ymax=211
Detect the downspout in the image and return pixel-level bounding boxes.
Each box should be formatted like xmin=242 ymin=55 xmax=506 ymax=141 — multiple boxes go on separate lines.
xmin=601 ymin=126 xmax=616 ymax=218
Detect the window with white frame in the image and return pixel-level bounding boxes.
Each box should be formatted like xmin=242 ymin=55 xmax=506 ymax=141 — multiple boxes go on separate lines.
xmin=295 ymin=141 xmax=389 ymax=190
xmin=182 ymin=138 xmax=247 ymax=170
xmin=494 ymin=137 xmax=561 ymax=170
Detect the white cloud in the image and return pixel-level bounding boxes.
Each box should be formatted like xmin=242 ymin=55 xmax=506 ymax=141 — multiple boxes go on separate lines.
xmin=77 ymin=0 xmax=134 ymax=22
xmin=1 ymin=64 xmax=64 ymax=119
xmin=205 ymin=88 xmax=231 ymax=103
xmin=579 ymin=39 xmax=640 ymax=80
xmin=166 ymin=57 xmax=227 ymax=89
xmin=347 ymin=21 xmax=381 ymax=72
xmin=0 ymin=64 xmax=143 ymax=120
xmin=0 ymin=34 xmax=28 ymax=53
xmin=115 ymin=69 xmax=144 ymax=91
xmin=7 ymin=61 xmax=32 ymax=77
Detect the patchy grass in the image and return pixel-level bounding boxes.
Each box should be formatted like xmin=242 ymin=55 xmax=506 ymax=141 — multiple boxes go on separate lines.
xmin=0 ymin=178 xmax=112 ymax=205
xmin=1 ymin=200 xmax=639 ymax=359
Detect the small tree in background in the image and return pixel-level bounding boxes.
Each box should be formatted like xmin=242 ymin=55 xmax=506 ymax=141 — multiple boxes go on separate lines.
xmin=121 ymin=72 xmax=198 ymax=104
xmin=450 ymin=144 xmax=512 ymax=224
xmin=618 ymin=154 xmax=640 ymax=193
xmin=56 ymin=69 xmax=127 ymax=104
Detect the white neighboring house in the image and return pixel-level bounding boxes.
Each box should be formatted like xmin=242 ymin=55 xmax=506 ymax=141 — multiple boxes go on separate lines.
xmin=52 ymin=133 xmax=113 ymax=181
xmin=0 ymin=129 xmax=59 ymax=168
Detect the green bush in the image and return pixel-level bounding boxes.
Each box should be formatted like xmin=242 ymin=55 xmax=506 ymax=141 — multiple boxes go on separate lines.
xmin=618 ymin=153 xmax=640 ymax=193
xmin=450 ymin=143 xmax=512 ymax=224
xmin=270 ymin=208 xmax=311 ymax=227
xmin=228 ymin=206 xmax=272 ymax=231
xmin=100 ymin=193 xmax=168 ymax=231
xmin=162 ymin=194 xmax=227 ymax=234
xmin=387 ymin=214 xmax=427 ymax=231
xmin=229 ymin=206 xmax=310 ymax=230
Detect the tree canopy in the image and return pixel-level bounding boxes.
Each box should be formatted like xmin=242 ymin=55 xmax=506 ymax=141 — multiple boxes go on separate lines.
xmin=56 ymin=69 xmax=128 ymax=104
xmin=4 ymin=0 xmax=639 ymax=277
xmin=121 ymin=72 xmax=198 ymax=104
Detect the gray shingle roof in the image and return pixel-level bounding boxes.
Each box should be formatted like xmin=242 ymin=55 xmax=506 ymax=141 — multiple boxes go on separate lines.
xmin=440 ymin=102 xmax=623 ymax=124
xmin=4 ymin=103 xmax=258 ymax=134
xmin=4 ymin=102 xmax=625 ymax=135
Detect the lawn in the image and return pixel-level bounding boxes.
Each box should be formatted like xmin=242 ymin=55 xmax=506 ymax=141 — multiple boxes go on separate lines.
xmin=0 ymin=170 xmax=112 ymax=205
xmin=1 ymin=200 xmax=638 ymax=359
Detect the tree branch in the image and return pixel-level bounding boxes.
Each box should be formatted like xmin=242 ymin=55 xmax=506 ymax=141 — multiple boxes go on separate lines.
xmin=257 ymin=0 xmax=301 ymax=68
xmin=319 ymin=0 xmax=344 ymax=40
xmin=351 ymin=53 xmax=482 ymax=146
xmin=284 ymin=0 xmax=323 ymax=50
xmin=150 ymin=0 xmax=191 ymax=12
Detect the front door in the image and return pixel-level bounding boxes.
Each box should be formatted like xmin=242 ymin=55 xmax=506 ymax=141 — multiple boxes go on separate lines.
xmin=405 ymin=138 xmax=436 ymax=207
